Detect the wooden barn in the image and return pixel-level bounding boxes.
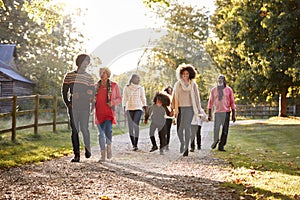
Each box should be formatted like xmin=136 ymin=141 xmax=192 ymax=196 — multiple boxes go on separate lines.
xmin=0 ymin=44 xmax=35 ymax=112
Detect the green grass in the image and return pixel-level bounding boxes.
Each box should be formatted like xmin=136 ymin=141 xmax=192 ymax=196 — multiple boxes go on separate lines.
xmin=214 ymin=117 xmax=300 ymax=200
xmin=0 ymin=128 xmax=73 ymax=168
xmin=0 ymin=124 xmax=129 ymax=168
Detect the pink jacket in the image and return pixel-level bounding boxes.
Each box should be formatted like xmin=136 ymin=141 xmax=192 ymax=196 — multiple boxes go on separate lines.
xmin=208 ymin=86 xmax=236 ymax=113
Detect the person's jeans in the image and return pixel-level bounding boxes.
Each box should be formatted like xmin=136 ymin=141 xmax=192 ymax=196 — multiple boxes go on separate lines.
xmin=213 ymin=112 xmax=230 ymax=148
xmin=68 ymin=108 xmax=90 ymax=154
xmin=176 ymin=107 xmax=194 ymax=151
xmin=97 ymin=120 xmax=112 ymax=150
xmin=127 ymin=110 xmax=142 ymax=147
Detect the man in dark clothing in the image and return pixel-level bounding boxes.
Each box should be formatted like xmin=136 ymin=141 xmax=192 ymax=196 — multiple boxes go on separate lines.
xmin=62 ymin=54 xmax=95 ymax=162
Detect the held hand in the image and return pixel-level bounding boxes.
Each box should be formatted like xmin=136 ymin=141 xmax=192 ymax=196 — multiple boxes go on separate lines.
xmin=143 ymin=106 xmax=148 ymax=112
xmin=144 ymin=120 xmax=148 ymax=124
xmin=169 ymin=110 xmax=174 ymax=117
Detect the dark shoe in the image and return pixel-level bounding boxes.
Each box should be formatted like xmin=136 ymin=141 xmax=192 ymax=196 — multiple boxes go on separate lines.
xmin=183 ymin=150 xmax=189 ymax=157
xmin=150 ymin=146 xmax=158 ymax=152
xmin=197 ymin=146 xmax=201 ymax=150
xmin=85 ymin=147 xmax=91 ymax=158
xmin=190 ymin=148 xmax=195 ymax=152
xmin=133 ymin=147 xmax=138 ymax=151
xmin=218 ymin=147 xmax=226 ymax=152
xmin=211 ymin=140 xmax=219 ymax=149
xmin=180 ymin=144 xmax=184 ymax=153
xmin=71 ymin=157 xmax=80 ymax=162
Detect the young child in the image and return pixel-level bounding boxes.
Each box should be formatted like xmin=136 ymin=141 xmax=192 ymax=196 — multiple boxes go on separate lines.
xmin=144 ymin=92 xmax=170 ymax=155
xmin=191 ymin=117 xmax=202 ymax=152
xmin=190 ymin=108 xmax=207 ymax=152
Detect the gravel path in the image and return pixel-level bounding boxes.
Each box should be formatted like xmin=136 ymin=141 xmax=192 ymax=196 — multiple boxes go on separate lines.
xmin=0 ymin=121 xmax=243 ymax=200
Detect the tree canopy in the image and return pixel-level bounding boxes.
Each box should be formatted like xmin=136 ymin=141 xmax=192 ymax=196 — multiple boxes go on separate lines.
xmin=140 ymin=2 xmax=217 ymax=103
xmin=0 ymin=0 xmax=85 ymax=96
xmin=206 ymin=0 xmax=300 ymax=116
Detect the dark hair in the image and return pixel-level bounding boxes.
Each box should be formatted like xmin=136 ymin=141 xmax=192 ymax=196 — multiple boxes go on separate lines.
xmin=217 ymin=75 xmax=227 ymax=101
xmin=179 ymin=64 xmax=196 ymax=80
xmin=127 ymin=74 xmax=140 ymax=86
xmin=76 ymin=54 xmax=90 ymax=67
xmin=164 ymin=86 xmax=173 ymax=95
xmin=218 ymin=75 xmax=227 ymax=87
xmin=153 ymin=92 xmax=170 ymax=106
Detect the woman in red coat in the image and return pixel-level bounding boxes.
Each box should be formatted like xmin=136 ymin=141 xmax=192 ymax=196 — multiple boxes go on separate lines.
xmin=95 ymin=67 xmax=122 ymax=161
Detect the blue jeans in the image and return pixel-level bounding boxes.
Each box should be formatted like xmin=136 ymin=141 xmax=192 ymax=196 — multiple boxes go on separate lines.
xmin=97 ymin=120 xmax=112 ymax=150
xmin=68 ymin=108 xmax=90 ymax=154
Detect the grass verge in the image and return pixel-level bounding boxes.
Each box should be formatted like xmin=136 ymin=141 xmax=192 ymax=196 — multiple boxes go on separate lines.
xmin=213 ymin=117 xmax=300 ymax=200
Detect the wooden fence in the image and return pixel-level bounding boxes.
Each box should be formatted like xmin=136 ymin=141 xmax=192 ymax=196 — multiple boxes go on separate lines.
xmin=0 ymin=95 xmax=68 ymax=141
xmin=236 ymin=104 xmax=296 ymax=117
xmin=0 ymin=95 xmax=128 ymax=142
xmin=0 ymin=95 xmax=297 ymax=141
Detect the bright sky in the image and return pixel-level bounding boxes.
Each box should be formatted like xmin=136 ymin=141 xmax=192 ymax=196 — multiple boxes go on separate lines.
xmin=57 ymin=0 xmax=216 ymax=76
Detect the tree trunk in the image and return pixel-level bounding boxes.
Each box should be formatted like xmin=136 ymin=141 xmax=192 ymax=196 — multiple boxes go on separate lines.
xmin=279 ymin=88 xmax=288 ymax=117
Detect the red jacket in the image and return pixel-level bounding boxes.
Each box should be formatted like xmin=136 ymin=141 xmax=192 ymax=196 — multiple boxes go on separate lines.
xmin=95 ymin=80 xmax=122 ymax=124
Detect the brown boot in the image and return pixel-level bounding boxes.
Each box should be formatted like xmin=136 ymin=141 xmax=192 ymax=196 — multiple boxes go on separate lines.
xmin=107 ymin=144 xmax=112 ymax=159
xmin=99 ymin=150 xmax=106 ymax=162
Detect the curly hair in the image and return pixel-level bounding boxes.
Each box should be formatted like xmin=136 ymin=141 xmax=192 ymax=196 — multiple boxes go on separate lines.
xmin=153 ymin=92 xmax=170 ymax=106
xmin=176 ymin=63 xmax=197 ymax=80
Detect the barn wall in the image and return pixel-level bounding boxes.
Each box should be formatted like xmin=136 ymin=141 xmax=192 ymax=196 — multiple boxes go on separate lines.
xmin=0 ymin=80 xmax=34 ymax=113
xmin=14 ymin=81 xmax=33 ymax=96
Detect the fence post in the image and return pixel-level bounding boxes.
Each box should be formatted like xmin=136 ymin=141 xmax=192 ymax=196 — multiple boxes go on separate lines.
xmin=11 ymin=95 xmax=17 ymax=142
xmin=53 ymin=95 xmax=57 ymax=132
xmin=34 ymin=94 xmax=39 ymax=135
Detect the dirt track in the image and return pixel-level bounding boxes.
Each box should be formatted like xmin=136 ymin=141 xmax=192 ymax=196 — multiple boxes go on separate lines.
xmin=0 ymin=122 xmax=243 ymax=200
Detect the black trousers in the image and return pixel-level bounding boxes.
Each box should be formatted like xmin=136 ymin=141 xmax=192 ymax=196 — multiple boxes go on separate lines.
xmin=150 ymin=123 xmax=167 ymax=149
xmin=191 ymin=125 xmax=201 ymax=149
xmin=165 ymin=118 xmax=172 ymax=145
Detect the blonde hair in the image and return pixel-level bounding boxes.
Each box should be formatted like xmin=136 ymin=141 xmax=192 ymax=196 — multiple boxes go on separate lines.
xmin=99 ymin=67 xmax=111 ymax=78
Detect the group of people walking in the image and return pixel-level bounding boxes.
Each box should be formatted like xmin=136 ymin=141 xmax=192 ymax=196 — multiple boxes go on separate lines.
xmin=62 ymin=54 xmax=236 ymax=162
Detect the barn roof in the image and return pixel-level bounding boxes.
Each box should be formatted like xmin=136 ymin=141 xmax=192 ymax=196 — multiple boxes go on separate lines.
xmin=0 ymin=44 xmax=16 ymax=66
xmin=0 ymin=44 xmax=34 ymax=85
xmin=0 ymin=66 xmax=34 ymax=84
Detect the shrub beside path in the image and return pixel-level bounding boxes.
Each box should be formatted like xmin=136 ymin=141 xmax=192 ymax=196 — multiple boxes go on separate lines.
xmin=0 ymin=122 xmax=243 ymax=200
